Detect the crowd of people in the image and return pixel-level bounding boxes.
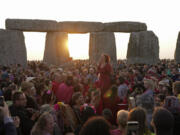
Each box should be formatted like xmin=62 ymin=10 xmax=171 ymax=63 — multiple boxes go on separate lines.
xmin=0 ymin=54 xmax=180 ymax=135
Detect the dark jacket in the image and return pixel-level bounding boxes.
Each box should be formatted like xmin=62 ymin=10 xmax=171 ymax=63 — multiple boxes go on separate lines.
xmin=0 ymin=117 xmax=17 ymax=135
xmin=26 ymin=95 xmax=39 ymax=110
xmin=9 ymin=105 xmax=35 ymax=135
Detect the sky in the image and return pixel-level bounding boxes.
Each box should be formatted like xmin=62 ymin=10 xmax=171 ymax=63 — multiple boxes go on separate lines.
xmin=0 ymin=0 xmax=180 ymax=60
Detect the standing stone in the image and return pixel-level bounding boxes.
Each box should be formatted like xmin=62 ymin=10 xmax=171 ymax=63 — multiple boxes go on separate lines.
xmin=127 ymin=31 xmax=159 ymax=65
xmin=89 ymin=32 xmax=117 ymax=65
xmin=43 ymin=32 xmax=70 ymax=65
xmin=0 ymin=29 xmax=27 ymax=67
xmin=175 ymin=32 xmax=180 ymax=63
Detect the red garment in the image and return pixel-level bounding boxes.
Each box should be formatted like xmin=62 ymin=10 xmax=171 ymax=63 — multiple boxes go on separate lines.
xmin=97 ymin=63 xmax=112 ymax=96
xmin=83 ymin=84 xmax=89 ymax=96
xmin=56 ymin=83 xmax=74 ymax=104
xmin=110 ymin=129 xmax=123 ymax=135
xmin=95 ymin=99 xmax=103 ymax=115
xmin=52 ymin=81 xmax=60 ymax=95
xmin=103 ymin=96 xmax=121 ymax=125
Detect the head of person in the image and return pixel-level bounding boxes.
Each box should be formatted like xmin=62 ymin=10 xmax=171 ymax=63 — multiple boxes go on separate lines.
xmin=173 ymin=81 xmax=180 ymax=96
xmin=79 ymin=116 xmax=111 ymax=135
xmin=118 ymin=76 xmax=125 ymax=85
xmin=143 ymin=79 xmax=154 ymax=90
xmin=172 ymin=68 xmax=178 ymax=75
xmin=81 ymin=106 xmax=96 ymax=124
xmin=89 ymin=68 xmax=94 ymax=74
xmin=100 ymin=54 xmax=110 ymax=64
xmin=41 ymin=90 xmax=55 ymax=105
xmin=117 ymin=110 xmax=128 ymax=130
xmin=72 ymin=92 xmax=84 ymax=107
xmin=102 ymin=108 xmax=113 ymax=122
xmin=31 ymin=112 xmax=54 ymax=135
xmin=91 ymin=90 xmax=101 ymax=106
xmin=110 ymin=85 xmax=118 ymax=100
xmin=12 ymin=91 xmax=27 ymax=107
xmin=151 ymin=107 xmax=174 ymax=135
xmin=65 ymin=76 xmax=73 ymax=86
xmin=83 ymin=68 xmax=88 ymax=76
xmin=54 ymin=73 xmax=62 ymax=83
xmin=21 ymin=81 xmax=36 ymax=97
xmin=155 ymin=94 xmax=165 ymax=107
xmin=128 ymin=107 xmax=147 ymax=135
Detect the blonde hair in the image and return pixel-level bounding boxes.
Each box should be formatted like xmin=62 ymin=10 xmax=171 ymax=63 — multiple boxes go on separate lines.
xmin=173 ymin=81 xmax=180 ymax=94
xmin=117 ymin=110 xmax=128 ymax=128
xmin=143 ymin=78 xmax=155 ymax=90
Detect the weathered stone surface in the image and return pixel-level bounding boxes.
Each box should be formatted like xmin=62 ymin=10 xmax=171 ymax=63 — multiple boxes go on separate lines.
xmin=127 ymin=31 xmax=159 ymax=65
xmin=175 ymin=32 xmax=180 ymax=63
xmin=6 ymin=19 xmax=58 ymax=32
xmin=43 ymin=32 xmax=70 ymax=65
xmin=58 ymin=21 xmax=104 ymax=33
xmin=89 ymin=32 xmax=117 ymax=65
xmin=0 ymin=29 xmax=27 ymax=67
xmin=6 ymin=19 xmax=104 ymax=33
xmin=103 ymin=22 xmax=147 ymax=32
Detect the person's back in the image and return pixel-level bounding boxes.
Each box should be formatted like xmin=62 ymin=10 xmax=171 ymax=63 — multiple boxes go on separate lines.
xmin=173 ymin=113 xmax=180 ymax=135
xmin=9 ymin=92 xmax=37 ymax=135
xmin=79 ymin=116 xmax=111 ymax=135
xmin=56 ymin=76 xmax=74 ymax=104
xmin=152 ymin=107 xmax=174 ymax=135
xmin=56 ymin=83 xmax=73 ymax=104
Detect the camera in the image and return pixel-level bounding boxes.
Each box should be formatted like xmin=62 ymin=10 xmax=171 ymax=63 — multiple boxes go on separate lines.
xmin=127 ymin=121 xmax=139 ymax=135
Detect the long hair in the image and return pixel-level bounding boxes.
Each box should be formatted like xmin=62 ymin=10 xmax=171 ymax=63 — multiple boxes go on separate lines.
xmin=128 ymin=107 xmax=148 ymax=135
xmin=104 ymin=54 xmax=110 ymax=64
xmin=80 ymin=116 xmax=111 ymax=135
xmin=31 ymin=112 xmax=53 ymax=135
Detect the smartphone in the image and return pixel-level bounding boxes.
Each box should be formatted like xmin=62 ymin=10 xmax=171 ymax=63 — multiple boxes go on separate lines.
xmin=127 ymin=121 xmax=139 ymax=135
xmin=0 ymin=96 xmax=4 ymax=107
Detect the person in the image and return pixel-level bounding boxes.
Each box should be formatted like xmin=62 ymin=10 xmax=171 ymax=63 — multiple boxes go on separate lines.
xmin=21 ymin=81 xmax=39 ymax=110
xmin=0 ymin=101 xmax=17 ymax=135
xmin=172 ymin=81 xmax=180 ymax=100
xmin=31 ymin=112 xmax=54 ymax=135
xmin=117 ymin=77 xmax=128 ymax=102
xmin=151 ymin=107 xmax=174 ymax=135
xmin=56 ymin=76 xmax=74 ymax=104
xmin=142 ymin=78 xmax=154 ymax=98
xmin=71 ymin=92 xmax=84 ymax=124
xmin=79 ymin=116 xmax=111 ymax=135
xmin=128 ymin=107 xmax=152 ymax=135
xmin=97 ymin=54 xmax=112 ymax=97
xmin=111 ymin=110 xmax=128 ymax=135
xmin=52 ymin=73 xmax=62 ymax=95
xmin=103 ymin=85 xmax=121 ymax=125
xmin=137 ymin=78 xmax=155 ymax=128
xmin=74 ymin=106 xmax=96 ymax=135
xmin=9 ymin=91 xmax=39 ymax=135
xmin=87 ymin=68 xmax=97 ymax=84
xmin=163 ymin=96 xmax=180 ymax=135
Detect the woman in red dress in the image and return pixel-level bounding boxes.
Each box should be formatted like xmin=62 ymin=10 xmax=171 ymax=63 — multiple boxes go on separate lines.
xmin=97 ymin=54 xmax=112 ymax=97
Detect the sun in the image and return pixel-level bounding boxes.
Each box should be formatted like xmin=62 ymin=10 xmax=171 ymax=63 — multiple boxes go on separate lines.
xmin=68 ymin=34 xmax=89 ymax=60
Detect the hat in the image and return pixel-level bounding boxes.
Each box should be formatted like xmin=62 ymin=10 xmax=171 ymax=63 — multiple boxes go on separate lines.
xmin=21 ymin=81 xmax=34 ymax=92
xmin=25 ymin=77 xmax=35 ymax=82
